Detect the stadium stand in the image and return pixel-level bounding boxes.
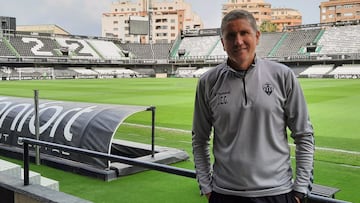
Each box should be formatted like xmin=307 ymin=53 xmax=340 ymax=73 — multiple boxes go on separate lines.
xmin=192 ymin=67 xmax=213 ymax=77
xmin=208 ymin=38 xmax=226 ymax=57
xmin=270 ymin=29 xmax=322 ymax=58
xmin=316 ymin=25 xmax=360 ymax=56
xmin=0 ymin=67 xmax=10 ymax=78
xmin=117 ymin=43 xmax=141 ymax=58
xmin=328 ymin=64 xmax=360 ymax=78
xmin=0 ymin=67 xmax=54 ymax=80
xmin=289 ymin=65 xmax=309 ymax=77
xmin=299 ymin=64 xmax=334 ymax=78
xmin=152 ymin=43 xmax=173 ymax=60
xmin=132 ymin=68 xmax=156 ymax=77
xmin=55 ymin=38 xmax=101 ymax=59
xmin=177 ymin=35 xmax=219 ymax=58
xmin=53 ymin=68 xmax=77 ymax=79
xmin=0 ymin=38 xmax=16 ymax=56
xmin=92 ymin=67 xmax=139 ymax=78
xmin=9 ymin=36 xmax=60 ymax=57
xmin=70 ymin=67 xmax=98 ymax=78
xmin=175 ymin=67 xmax=197 ymax=78
xmin=87 ymin=39 xmax=125 ymax=60
xmin=117 ymin=43 xmax=172 ymax=60
xmin=256 ymin=32 xmax=283 ymax=58
xmin=0 ymin=22 xmax=360 ymax=79
xmin=14 ymin=67 xmax=53 ymax=79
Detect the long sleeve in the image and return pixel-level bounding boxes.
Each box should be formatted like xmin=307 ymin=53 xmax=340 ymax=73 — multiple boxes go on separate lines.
xmin=192 ymin=78 xmax=213 ymax=195
xmin=285 ymin=71 xmax=315 ymax=195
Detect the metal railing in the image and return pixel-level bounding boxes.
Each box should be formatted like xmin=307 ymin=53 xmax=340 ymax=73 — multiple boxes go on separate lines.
xmin=307 ymin=193 xmax=351 ymax=203
xmin=19 ymin=137 xmax=195 ymax=185
xmin=19 ymin=137 xmax=351 ymax=203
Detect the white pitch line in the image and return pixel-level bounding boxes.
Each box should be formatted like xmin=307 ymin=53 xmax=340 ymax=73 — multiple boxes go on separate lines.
xmin=179 ymin=141 xmax=192 ymax=144
xmin=340 ymin=164 xmax=360 ymax=169
xmin=289 ymin=156 xmax=360 ymax=169
xmin=124 ymin=122 xmax=192 ymax=134
xmin=123 ymin=123 xmax=360 ymax=155
xmin=288 ymin=144 xmax=360 ymax=155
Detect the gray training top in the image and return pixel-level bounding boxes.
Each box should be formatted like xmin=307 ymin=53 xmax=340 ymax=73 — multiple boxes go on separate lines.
xmin=192 ymin=56 xmax=314 ymax=197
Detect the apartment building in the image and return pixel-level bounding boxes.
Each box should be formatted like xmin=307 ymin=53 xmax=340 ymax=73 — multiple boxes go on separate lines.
xmin=320 ymin=0 xmax=360 ymax=23
xmin=16 ymin=25 xmax=70 ymax=35
xmin=222 ymin=0 xmax=272 ymax=26
xmin=102 ymin=0 xmax=203 ymax=43
xmin=222 ymin=0 xmax=302 ymax=32
xmin=271 ymin=8 xmax=302 ymax=31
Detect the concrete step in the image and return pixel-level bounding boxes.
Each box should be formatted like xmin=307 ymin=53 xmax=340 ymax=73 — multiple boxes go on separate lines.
xmin=20 ymin=169 xmax=59 ymax=191
xmin=0 ymin=159 xmax=21 ymax=178
xmin=41 ymin=176 xmax=59 ymax=191
xmin=0 ymin=159 xmax=59 ymax=191
xmin=20 ymin=168 xmax=41 ymax=185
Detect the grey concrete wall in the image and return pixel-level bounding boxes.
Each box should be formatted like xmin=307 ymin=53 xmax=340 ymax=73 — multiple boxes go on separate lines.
xmin=0 ymin=173 xmax=92 ymax=203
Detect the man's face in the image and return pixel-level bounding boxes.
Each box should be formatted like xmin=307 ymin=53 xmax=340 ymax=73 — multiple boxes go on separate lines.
xmin=221 ymin=18 xmax=260 ymax=70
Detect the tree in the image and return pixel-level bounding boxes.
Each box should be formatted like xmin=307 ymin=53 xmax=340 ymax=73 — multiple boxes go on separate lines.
xmin=260 ymin=21 xmax=277 ymax=32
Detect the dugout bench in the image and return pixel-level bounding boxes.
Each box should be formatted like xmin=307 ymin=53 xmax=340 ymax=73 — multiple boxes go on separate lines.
xmin=311 ymin=184 xmax=340 ymax=198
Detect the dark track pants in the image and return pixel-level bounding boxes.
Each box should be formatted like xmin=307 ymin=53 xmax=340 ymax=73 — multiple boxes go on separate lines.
xmin=209 ymin=191 xmax=298 ymax=203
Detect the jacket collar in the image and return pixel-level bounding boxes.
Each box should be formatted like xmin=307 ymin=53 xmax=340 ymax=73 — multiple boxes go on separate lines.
xmin=225 ymin=55 xmax=257 ymax=77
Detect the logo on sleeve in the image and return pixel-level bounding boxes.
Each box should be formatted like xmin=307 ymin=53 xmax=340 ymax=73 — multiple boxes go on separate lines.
xmin=263 ymin=83 xmax=273 ymax=96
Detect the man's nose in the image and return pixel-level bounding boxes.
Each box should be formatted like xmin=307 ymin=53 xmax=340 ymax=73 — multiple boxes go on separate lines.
xmin=234 ymin=34 xmax=244 ymax=45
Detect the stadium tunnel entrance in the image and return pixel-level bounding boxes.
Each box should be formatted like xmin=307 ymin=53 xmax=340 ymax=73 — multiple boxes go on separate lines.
xmin=0 ymin=96 xmax=189 ymax=181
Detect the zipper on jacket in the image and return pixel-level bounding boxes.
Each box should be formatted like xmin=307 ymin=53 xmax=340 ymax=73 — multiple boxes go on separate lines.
xmin=233 ymin=67 xmax=249 ymax=105
xmin=242 ymin=76 xmax=248 ymax=105
xmin=232 ymin=60 xmax=254 ymax=105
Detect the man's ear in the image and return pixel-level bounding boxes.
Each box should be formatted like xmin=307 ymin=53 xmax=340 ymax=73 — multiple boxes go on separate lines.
xmin=256 ymin=31 xmax=261 ymax=45
xmin=221 ymin=38 xmax=225 ymax=51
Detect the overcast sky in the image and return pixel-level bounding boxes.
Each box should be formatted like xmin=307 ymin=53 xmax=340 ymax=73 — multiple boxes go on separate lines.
xmin=0 ymin=0 xmax=324 ymax=37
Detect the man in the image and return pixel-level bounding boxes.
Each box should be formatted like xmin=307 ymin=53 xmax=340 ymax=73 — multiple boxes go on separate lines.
xmin=192 ymin=9 xmax=314 ymax=203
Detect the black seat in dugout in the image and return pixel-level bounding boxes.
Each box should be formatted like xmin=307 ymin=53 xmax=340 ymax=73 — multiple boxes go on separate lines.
xmin=308 ymin=184 xmax=342 ymax=203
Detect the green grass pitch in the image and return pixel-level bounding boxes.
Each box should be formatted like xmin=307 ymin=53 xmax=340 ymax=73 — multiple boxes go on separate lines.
xmin=0 ymin=78 xmax=359 ymax=202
